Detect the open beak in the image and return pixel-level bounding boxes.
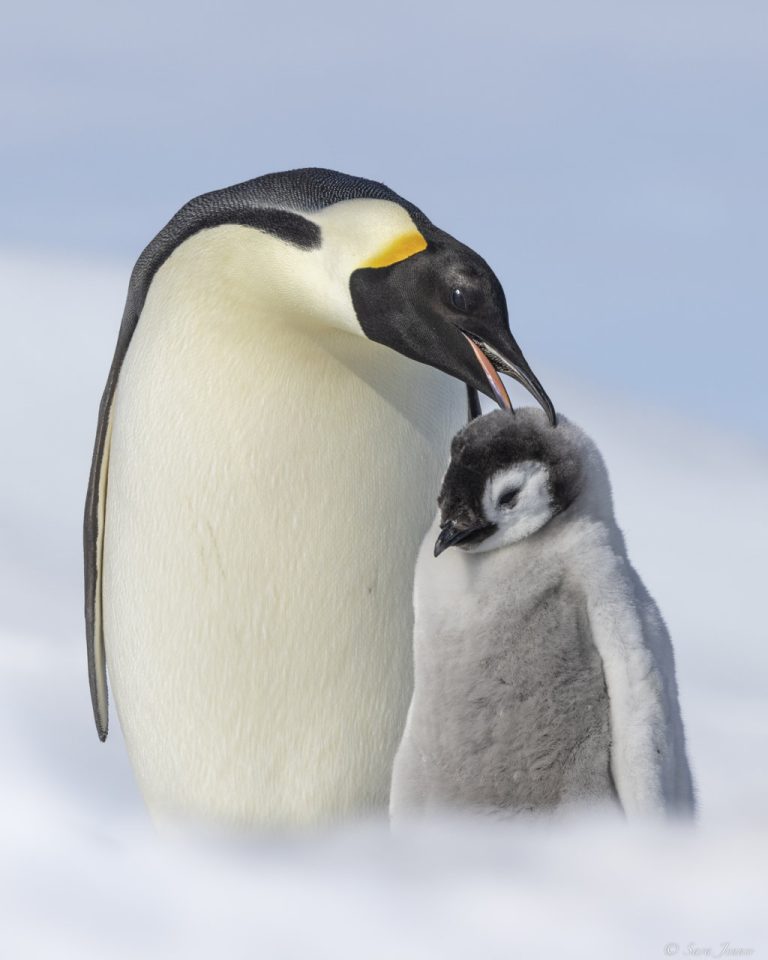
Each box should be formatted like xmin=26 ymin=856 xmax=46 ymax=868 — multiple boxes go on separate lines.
xmin=434 ymin=519 xmax=495 ymax=557
xmin=461 ymin=332 xmax=557 ymax=426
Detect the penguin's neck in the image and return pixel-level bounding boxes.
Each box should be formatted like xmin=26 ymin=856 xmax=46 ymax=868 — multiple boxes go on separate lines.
xmin=141 ymin=225 xmax=457 ymax=441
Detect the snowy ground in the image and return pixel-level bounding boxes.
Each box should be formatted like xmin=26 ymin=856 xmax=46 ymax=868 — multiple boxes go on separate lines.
xmin=1 ymin=252 xmax=766 ymax=958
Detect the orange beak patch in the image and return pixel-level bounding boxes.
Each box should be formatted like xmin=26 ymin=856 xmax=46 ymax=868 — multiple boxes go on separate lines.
xmin=361 ymin=231 xmax=428 ymax=269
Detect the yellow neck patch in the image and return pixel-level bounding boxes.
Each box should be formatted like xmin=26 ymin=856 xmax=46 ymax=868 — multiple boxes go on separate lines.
xmin=361 ymin=231 xmax=428 ymax=270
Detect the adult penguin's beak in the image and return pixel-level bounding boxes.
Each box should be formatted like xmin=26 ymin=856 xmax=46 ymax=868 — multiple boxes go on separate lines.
xmin=460 ymin=331 xmax=557 ymax=426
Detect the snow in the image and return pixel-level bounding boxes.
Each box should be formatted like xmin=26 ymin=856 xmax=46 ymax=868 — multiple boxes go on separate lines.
xmin=1 ymin=252 xmax=766 ymax=958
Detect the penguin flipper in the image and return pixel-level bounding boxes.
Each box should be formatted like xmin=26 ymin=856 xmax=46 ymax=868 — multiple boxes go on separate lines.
xmin=580 ymin=546 xmax=695 ymax=817
xmin=84 ymin=365 xmax=117 ymax=741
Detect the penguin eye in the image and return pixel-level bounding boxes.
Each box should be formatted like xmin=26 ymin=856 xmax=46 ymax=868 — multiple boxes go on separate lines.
xmin=498 ymin=487 xmax=520 ymax=509
xmin=451 ymin=288 xmax=467 ymax=312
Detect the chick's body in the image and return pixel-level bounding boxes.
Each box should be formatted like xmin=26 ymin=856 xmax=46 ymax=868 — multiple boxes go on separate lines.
xmin=391 ymin=408 xmax=695 ymax=822
xmin=397 ymin=511 xmax=615 ymax=815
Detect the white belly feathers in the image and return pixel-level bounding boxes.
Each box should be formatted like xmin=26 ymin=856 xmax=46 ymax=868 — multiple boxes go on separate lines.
xmin=103 ymin=233 xmax=465 ymax=826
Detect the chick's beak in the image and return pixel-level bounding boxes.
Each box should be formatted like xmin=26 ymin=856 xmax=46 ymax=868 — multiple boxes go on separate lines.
xmin=434 ymin=519 xmax=493 ymax=557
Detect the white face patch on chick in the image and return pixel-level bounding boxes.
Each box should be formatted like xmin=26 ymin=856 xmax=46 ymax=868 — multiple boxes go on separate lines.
xmin=474 ymin=460 xmax=557 ymax=552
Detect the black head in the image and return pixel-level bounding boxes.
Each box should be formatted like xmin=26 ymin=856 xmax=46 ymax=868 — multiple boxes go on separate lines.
xmin=349 ymin=224 xmax=555 ymax=422
xmin=434 ymin=408 xmax=584 ymax=556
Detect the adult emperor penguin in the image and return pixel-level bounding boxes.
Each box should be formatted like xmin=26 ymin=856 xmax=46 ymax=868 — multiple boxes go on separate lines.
xmin=84 ymin=168 xmax=555 ymax=828
xmin=390 ymin=408 xmax=695 ymax=822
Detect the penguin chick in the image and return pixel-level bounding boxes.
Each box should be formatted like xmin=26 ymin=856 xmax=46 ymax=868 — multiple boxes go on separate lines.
xmin=390 ymin=408 xmax=695 ymax=823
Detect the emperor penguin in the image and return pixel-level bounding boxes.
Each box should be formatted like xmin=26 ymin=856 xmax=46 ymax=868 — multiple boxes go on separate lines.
xmin=390 ymin=408 xmax=695 ymax=822
xmin=84 ymin=168 xmax=555 ymax=828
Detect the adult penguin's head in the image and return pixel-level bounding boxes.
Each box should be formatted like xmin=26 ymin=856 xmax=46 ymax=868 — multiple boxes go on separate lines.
xmin=118 ymin=168 xmax=555 ymax=422
xmin=347 ymin=217 xmax=555 ymax=423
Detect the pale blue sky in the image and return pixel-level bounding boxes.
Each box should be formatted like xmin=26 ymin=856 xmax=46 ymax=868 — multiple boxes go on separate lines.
xmin=3 ymin=0 xmax=767 ymax=439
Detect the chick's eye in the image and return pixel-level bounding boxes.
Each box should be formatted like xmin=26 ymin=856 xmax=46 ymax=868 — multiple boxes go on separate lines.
xmin=498 ymin=487 xmax=520 ymax=508
xmin=451 ymin=288 xmax=467 ymax=312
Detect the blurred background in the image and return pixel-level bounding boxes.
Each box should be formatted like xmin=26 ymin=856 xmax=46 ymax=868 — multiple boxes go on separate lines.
xmin=1 ymin=1 xmax=766 ymax=957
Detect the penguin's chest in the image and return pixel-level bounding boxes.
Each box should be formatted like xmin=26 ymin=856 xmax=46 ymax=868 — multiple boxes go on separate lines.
xmin=414 ymin=550 xmax=615 ymax=811
xmin=103 ymin=305 xmax=465 ymax=825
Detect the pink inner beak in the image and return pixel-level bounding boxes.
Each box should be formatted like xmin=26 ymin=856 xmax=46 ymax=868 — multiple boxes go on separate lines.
xmin=462 ymin=334 xmax=512 ymax=411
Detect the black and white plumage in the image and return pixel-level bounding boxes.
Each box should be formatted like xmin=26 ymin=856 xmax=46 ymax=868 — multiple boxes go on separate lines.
xmin=83 ymin=168 xmax=555 ymax=827
xmin=390 ymin=408 xmax=696 ymax=822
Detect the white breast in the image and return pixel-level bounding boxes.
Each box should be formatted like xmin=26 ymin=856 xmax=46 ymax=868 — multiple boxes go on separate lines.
xmin=103 ymin=228 xmax=466 ymax=826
